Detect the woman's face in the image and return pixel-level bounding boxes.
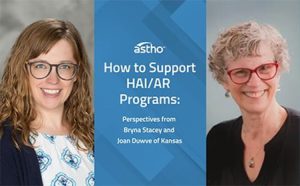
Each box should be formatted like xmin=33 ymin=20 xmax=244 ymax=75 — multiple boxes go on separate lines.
xmin=28 ymin=39 xmax=76 ymax=112
xmin=222 ymin=43 xmax=280 ymax=114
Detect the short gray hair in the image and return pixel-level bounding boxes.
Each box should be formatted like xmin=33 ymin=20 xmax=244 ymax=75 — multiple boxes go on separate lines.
xmin=208 ymin=21 xmax=289 ymax=84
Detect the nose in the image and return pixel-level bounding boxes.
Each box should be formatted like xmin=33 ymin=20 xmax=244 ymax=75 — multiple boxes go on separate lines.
xmin=46 ymin=67 xmax=59 ymax=84
xmin=246 ymin=72 xmax=262 ymax=86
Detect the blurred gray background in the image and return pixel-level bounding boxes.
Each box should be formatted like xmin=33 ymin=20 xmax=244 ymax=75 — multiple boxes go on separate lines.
xmin=207 ymin=0 xmax=300 ymax=132
xmin=0 ymin=0 xmax=94 ymax=76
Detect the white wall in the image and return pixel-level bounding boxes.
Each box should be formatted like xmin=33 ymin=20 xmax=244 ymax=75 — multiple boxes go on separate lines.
xmin=0 ymin=0 xmax=94 ymax=76
xmin=207 ymin=0 xmax=300 ymax=132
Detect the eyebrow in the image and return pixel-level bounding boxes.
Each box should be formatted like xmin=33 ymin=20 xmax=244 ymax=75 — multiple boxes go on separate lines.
xmin=28 ymin=59 xmax=77 ymax=64
xmin=225 ymin=60 xmax=276 ymax=71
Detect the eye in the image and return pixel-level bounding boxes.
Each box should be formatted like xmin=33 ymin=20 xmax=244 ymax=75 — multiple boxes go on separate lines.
xmin=59 ymin=64 xmax=73 ymax=70
xmin=231 ymin=69 xmax=249 ymax=77
xmin=258 ymin=64 xmax=274 ymax=74
xmin=33 ymin=62 xmax=48 ymax=69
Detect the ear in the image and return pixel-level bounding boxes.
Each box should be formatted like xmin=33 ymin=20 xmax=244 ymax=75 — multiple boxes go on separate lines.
xmin=221 ymin=80 xmax=230 ymax=91
xmin=275 ymin=74 xmax=280 ymax=89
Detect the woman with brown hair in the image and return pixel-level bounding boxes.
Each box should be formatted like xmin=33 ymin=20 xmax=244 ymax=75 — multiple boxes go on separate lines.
xmin=0 ymin=18 xmax=94 ymax=185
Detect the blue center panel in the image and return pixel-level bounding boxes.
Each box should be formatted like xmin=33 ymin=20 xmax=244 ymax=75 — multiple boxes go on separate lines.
xmin=95 ymin=0 xmax=206 ymax=185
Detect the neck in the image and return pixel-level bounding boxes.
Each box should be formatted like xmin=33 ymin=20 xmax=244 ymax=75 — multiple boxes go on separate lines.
xmin=241 ymin=102 xmax=286 ymax=141
xmin=31 ymin=106 xmax=70 ymax=135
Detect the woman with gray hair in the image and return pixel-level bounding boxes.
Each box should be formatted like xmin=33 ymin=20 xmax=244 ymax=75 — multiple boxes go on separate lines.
xmin=207 ymin=21 xmax=300 ymax=185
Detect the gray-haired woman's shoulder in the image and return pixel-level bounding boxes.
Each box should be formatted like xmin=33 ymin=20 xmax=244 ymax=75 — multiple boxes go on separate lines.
xmin=285 ymin=107 xmax=300 ymax=123
xmin=207 ymin=116 xmax=242 ymax=139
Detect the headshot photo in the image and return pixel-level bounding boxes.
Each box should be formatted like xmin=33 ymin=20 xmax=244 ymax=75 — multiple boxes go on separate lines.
xmin=206 ymin=1 xmax=300 ymax=185
xmin=0 ymin=1 xmax=94 ymax=186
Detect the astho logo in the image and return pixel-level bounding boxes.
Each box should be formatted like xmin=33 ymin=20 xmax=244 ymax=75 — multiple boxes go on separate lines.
xmin=134 ymin=42 xmax=166 ymax=54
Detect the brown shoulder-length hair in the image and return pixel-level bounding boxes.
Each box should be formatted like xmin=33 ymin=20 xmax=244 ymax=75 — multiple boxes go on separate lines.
xmin=0 ymin=18 xmax=94 ymax=151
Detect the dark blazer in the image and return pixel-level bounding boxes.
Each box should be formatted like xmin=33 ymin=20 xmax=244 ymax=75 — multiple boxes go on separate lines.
xmin=0 ymin=120 xmax=43 ymax=185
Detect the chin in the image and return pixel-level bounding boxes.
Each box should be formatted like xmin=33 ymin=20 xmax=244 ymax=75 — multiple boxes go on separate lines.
xmin=240 ymin=103 xmax=270 ymax=114
xmin=38 ymin=102 xmax=64 ymax=111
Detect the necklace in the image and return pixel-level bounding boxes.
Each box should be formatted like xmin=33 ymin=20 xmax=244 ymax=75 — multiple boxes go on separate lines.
xmin=249 ymin=157 xmax=255 ymax=168
xmin=248 ymin=147 xmax=264 ymax=168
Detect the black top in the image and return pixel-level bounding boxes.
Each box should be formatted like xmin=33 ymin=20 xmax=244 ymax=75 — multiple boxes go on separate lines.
xmin=207 ymin=108 xmax=300 ymax=185
xmin=0 ymin=120 xmax=43 ymax=185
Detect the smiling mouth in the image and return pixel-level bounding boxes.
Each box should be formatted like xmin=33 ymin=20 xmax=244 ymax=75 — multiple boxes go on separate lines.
xmin=243 ymin=90 xmax=266 ymax=98
xmin=42 ymin=88 xmax=61 ymax=95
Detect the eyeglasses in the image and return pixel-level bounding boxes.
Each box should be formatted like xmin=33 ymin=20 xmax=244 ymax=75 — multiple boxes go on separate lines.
xmin=26 ymin=60 xmax=78 ymax=80
xmin=226 ymin=62 xmax=279 ymax=84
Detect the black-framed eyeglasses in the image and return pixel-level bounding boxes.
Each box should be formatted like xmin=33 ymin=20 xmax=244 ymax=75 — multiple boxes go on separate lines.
xmin=26 ymin=60 xmax=78 ymax=80
xmin=226 ymin=62 xmax=279 ymax=84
